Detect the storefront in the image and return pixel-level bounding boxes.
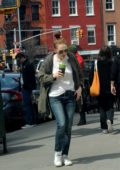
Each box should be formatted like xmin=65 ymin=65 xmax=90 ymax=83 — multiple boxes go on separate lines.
xmin=78 ymin=49 xmax=99 ymax=61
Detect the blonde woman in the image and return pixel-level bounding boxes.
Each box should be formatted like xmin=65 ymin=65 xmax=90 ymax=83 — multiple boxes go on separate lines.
xmin=38 ymin=38 xmax=82 ymax=167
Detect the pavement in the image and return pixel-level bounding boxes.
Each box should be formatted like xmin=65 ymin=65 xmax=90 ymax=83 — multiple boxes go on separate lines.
xmin=0 ymin=112 xmax=120 ymax=170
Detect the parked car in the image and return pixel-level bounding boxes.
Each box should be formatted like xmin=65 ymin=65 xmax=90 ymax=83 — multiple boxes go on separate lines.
xmin=0 ymin=71 xmax=24 ymax=131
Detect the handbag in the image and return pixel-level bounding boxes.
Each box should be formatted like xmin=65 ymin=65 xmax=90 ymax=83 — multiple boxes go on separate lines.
xmin=90 ymin=60 xmax=100 ymax=96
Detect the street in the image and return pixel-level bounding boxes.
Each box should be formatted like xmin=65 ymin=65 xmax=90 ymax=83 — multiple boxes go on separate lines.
xmin=0 ymin=112 xmax=120 ymax=170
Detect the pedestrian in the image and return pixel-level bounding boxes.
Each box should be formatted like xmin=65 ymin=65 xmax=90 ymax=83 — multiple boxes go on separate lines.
xmin=16 ymin=52 xmax=36 ymax=129
xmin=38 ymin=38 xmax=82 ymax=167
xmin=90 ymin=46 xmax=114 ymax=134
xmin=68 ymin=44 xmax=86 ymax=125
xmin=111 ymin=51 xmax=120 ymax=109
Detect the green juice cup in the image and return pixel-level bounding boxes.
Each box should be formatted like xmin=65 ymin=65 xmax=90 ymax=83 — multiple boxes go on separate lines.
xmin=59 ymin=63 xmax=66 ymax=75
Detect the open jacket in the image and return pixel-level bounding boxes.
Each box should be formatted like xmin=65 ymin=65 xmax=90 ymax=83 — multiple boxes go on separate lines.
xmin=38 ymin=52 xmax=82 ymax=114
xmin=89 ymin=59 xmax=113 ymax=95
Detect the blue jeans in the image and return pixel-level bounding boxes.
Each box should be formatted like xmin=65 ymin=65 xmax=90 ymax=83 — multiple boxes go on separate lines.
xmin=100 ymin=108 xmax=114 ymax=129
xmin=22 ymin=89 xmax=34 ymax=125
xmin=49 ymin=91 xmax=76 ymax=155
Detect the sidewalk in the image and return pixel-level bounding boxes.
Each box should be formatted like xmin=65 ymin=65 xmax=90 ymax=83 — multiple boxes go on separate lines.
xmin=0 ymin=112 xmax=120 ymax=170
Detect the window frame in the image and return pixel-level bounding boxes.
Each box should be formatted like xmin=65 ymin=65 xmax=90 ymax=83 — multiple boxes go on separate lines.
xmin=70 ymin=25 xmax=80 ymax=45
xmin=31 ymin=4 xmax=39 ymax=21
xmin=86 ymin=0 xmax=94 ymax=16
xmin=69 ymin=0 xmax=78 ymax=16
xmin=52 ymin=0 xmax=60 ymax=17
xmin=106 ymin=0 xmax=114 ymax=11
xmin=87 ymin=25 xmax=96 ymax=45
xmin=107 ymin=24 xmax=116 ymax=45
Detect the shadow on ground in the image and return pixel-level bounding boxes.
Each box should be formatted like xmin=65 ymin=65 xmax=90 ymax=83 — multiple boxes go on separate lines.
xmin=73 ymin=152 xmax=120 ymax=165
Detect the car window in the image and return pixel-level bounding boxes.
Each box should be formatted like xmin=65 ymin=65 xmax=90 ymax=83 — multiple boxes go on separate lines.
xmin=0 ymin=74 xmax=20 ymax=89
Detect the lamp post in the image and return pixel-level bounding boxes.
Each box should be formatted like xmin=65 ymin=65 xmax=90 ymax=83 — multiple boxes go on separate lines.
xmin=17 ymin=6 xmax=22 ymax=48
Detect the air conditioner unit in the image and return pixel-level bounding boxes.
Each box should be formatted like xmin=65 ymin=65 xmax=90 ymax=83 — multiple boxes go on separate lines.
xmin=71 ymin=39 xmax=79 ymax=45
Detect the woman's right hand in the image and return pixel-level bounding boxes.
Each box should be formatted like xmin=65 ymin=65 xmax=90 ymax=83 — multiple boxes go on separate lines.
xmin=53 ymin=71 xmax=64 ymax=79
xmin=111 ymin=83 xmax=116 ymax=96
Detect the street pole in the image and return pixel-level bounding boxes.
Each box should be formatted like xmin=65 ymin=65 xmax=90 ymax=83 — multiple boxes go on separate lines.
xmin=14 ymin=28 xmax=17 ymax=49
xmin=17 ymin=7 xmax=22 ymax=48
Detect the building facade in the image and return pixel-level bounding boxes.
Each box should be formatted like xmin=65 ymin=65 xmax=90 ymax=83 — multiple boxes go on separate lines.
xmin=102 ymin=0 xmax=120 ymax=47
xmin=0 ymin=0 xmax=47 ymax=51
xmin=44 ymin=0 xmax=103 ymax=57
xmin=1 ymin=0 xmax=119 ymax=58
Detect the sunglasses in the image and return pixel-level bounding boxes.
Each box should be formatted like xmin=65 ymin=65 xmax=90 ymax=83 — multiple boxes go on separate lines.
xmin=58 ymin=49 xmax=68 ymax=55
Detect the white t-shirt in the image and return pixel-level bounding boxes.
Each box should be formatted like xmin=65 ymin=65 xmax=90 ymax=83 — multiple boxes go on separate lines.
xmin=49 ymin=54 xmax=75 ymax=97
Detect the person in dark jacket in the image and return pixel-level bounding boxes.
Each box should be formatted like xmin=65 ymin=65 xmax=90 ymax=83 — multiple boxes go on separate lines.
xmin=111 ymin=54 xmax=120 ymax=95
xmin=16 ymin=52 xmax=36 ymax=128
xmin=38 ymin=38 xmax=82 ymax=167
xmin=111 ymin=53 xmax=120 ymax=110
xmin=68 ymin=44 xmax=86 ymax=125
xmin=90 ymin=46 xmax=114 ymax=134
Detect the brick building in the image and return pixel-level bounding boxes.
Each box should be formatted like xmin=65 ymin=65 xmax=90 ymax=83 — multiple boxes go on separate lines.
xmin=1 ymin=0 xmax=120 ymax=58
xmin=44 ymin=0 xmax=103 ymax=57
xmin=102 ymin=0 xmax=120 ymax=47
xmin=0 ymin=0 xmax=47 ymax=53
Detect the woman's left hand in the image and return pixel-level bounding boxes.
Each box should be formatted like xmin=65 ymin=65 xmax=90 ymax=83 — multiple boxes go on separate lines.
xmin=75 ymin=86 xmax=82 ymax=101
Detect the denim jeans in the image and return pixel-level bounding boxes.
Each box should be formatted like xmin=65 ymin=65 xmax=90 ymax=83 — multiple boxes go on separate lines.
xmin=49 ymin=90 xmax=76 ymax=155
xmin=100 ymin=108 xmax=114 ymax=129
xmin=22 ymin=89 xmax=34 ymax=125
xmin=99 ymin=94 xmax=114 ymax=129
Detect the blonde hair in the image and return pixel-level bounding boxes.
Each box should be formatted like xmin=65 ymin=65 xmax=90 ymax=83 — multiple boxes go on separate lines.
xmin=53 ymin=38 xmax=67 ymax=49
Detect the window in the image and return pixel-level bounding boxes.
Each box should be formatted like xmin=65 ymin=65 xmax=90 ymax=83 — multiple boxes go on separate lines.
xmin=5 ymin=14 xmax=12 ymax=21
xmin=70 ymin=26 xmax=80 ymax=45
xmin=87 ymin=26 xmax=96 ymax=44
xmin=52 ymin=0 xmax=60 ymax=16
xmin=86 ymin=0 xmax=94 ymax=16
xmin=6 ymin=32 xmax=14 ymax=49
xmin=69 ymin=0 xmax=77 ymax=16
xmin=107 ymin=24 xmax=116 ymax=45
xmin=106 ymin=0 xmax=114 ymax=10
xmin=20 ymin=5 xmax=26 ymax=20
xmin=32 ymin=5 xmax=39 ymax=21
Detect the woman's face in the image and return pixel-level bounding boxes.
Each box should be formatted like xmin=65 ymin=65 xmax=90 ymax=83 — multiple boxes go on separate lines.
xmin=55 ymin=44 xmax=68 ymax=60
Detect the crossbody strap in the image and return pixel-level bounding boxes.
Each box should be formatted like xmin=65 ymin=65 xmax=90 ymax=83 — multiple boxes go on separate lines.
xmin=94 ymin=60 xmax=98 ymax=71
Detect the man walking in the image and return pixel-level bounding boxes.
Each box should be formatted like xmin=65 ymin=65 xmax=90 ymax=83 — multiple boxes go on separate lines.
xmin=16 ymin=52 xmax=36 ymax=128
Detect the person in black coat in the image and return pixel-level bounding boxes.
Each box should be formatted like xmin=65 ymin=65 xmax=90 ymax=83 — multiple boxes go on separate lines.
xmin=90 ymin=46 xmax=114 ymax=133
xmin=16 ymin=52 xmax=36 ymax=128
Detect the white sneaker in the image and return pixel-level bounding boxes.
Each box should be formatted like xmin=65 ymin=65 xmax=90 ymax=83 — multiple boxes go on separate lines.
xmin=21 ymin=124 xmax=34 ymax=129
xmin=54 ymin=152 xmax=62 ymax=167
xmin=102 ymin=129 xmax=108 ymax=134
xmin=62 ymin=155 xmax=72 ymax=166
xmin=107 ymin=120 xmax=113 ymax=133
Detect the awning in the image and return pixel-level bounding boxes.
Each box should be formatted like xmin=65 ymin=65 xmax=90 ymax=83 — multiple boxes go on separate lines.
xmin=78 ymin=49 xmax=99 ymax=56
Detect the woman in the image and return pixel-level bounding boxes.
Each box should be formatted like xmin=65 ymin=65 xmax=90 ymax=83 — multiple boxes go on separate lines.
xmin=38 ymin=38 xmax=82 ymax=167
xmin=90 ymin=46 xmax=114 ymax=134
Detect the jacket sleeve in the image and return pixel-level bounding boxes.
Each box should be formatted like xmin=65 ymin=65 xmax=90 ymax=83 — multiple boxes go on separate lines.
xmin=38 ymin=61 xmax=55 ymax=87
xmin=111 ymin=58 xmax=118 ymax=82
xmin=89 ymin=63 xmax=94 ymax=86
